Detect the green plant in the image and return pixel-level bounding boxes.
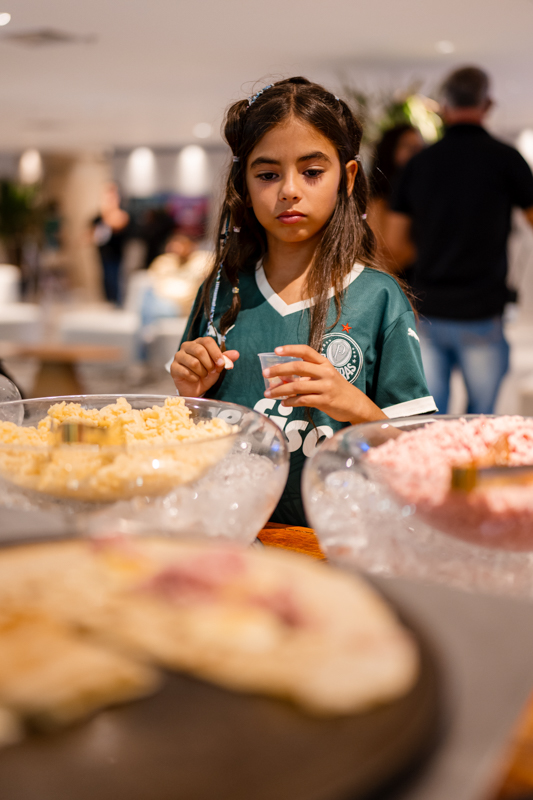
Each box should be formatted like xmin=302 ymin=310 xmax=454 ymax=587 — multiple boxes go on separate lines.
xmin=342 ymin=82 xmax=443 ymax=146
xmin=0 ymin=180 xmax=42 ymax=265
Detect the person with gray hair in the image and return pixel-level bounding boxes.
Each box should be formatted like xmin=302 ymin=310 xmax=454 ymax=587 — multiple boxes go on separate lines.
xmin=440 ymin=65 xmax=491 ymax=109
xmin=386 ymin=65 xmax=533 ymax=415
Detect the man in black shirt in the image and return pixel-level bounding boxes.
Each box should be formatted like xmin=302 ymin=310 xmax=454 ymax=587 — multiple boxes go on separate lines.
xmin=388 ymin=66 xmax=533 ymax=414
xmin=91 ymin=183 xmax=130 ymax=306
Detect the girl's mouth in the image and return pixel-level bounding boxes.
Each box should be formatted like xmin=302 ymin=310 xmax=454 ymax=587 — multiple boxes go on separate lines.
xmin=277 ymin=211 xmax=306 ymax=225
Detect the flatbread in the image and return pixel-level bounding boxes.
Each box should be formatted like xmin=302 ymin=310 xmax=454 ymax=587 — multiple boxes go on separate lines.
xmin=0 ymin=611 xmax=160 ymax=729
xmin=0 ymin=539 xmax=419 ymax=717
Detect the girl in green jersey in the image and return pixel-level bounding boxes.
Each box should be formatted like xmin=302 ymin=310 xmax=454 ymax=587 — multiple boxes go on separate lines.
xmin=171 ymin=77 xmax=434 ymax=525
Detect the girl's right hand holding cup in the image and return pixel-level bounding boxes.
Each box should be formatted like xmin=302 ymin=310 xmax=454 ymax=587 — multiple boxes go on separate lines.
xmin=171 ymin=337 xmax=239 ymax=397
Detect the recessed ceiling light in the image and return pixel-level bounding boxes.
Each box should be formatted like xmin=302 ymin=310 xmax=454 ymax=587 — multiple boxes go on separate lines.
xmin=193 ymin=122 xmax=212 ymax=139
xmin=436 ymin=40 xmax=455 ymax=54
xmin=126 ymin=147 xmax=157 ymax=197
xmin=0 ymin=12 xmax=11 ymax=26
xmin=176 ymin=145 xmax=210 ymax=196
xmin=19 ymin=149 xmax=43 ymax=184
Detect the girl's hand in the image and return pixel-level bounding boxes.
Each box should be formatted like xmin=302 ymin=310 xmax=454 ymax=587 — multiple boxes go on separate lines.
xmin=262 ymin=345 xmax=387 ymax=424
xmin=171 ymin=337 xmax=239 ymax=397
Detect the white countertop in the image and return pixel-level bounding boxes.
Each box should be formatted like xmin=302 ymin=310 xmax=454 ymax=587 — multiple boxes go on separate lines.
xmin=373 ymin=574 xmax=533 ymax=800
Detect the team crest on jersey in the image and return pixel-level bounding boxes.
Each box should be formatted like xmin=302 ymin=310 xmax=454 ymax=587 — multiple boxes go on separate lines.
xmin=321 ymin=332 xmax=363 ymax=384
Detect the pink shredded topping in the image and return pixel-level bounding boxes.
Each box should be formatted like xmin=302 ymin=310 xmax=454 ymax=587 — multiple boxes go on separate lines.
xmin=140 ymin=549 xmax=305 ymax=626
xmin=367 ymin=416 xmax=533 ymax=549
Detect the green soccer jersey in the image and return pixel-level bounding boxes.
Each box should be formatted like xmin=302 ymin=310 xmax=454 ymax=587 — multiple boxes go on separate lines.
xmin=181 ymin=262 xmax=436 ymax=526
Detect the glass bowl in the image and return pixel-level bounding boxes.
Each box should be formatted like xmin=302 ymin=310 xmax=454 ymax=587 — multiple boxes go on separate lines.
xmin=302 ymin=415 xmax=533 ymax=597
xmin=0 ymin=395 xmax=289 ymax=544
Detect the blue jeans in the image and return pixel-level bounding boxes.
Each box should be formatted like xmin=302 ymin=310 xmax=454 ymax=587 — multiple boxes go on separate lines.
xmin=101 ymin=254 xmax=121 ymax=305
xmin=418 ymin=316 xmax=509 ymax=415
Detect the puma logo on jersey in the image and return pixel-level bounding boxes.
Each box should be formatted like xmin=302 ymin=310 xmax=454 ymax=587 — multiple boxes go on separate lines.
xmin=407 ymin=327 xmax=420 ymax=343
xmin=321 ymin=332 xmax=363 ymax=384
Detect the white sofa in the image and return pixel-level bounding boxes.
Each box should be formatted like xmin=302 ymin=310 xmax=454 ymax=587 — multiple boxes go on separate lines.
xmin=56 ymin=271 xmax=188 ymax=369
xmin=0 ymin=303 xmax=43 ymax=342
xmin=0 ymin=265 xmax=20 ymax=305
xmin=55 ymin=272 xmax=152 ymax=364
xmin=143 ymin=316 xmax=188 ymax=368
xmin=57 ymin=308 xmax=139 ymax=364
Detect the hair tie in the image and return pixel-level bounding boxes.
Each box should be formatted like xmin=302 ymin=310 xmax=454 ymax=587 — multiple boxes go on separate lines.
xmin=233 ymin=226 xmax=241 ymax=233
xmin=362 ymin=213 xmax=367 ymax=220
xmin=232 ymin=156 xmax=240 ymax=162
xmin=248 ymin=84 xmax=273 ymax=107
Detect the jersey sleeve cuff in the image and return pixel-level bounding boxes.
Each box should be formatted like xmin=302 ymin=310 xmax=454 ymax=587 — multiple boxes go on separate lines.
xmin=381 ymin=396 xmax=438 ymax=418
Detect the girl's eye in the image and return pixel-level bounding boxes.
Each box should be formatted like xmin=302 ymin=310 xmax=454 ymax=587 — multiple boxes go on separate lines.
xmin=257 ymin=172 xmax=278 ymax=182
xmin=304 ymin=169 xmax=324 ymax=179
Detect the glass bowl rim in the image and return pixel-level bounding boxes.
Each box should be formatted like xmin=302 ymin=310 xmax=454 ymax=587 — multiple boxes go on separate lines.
xmin=0 ymin=393 xmax=284 ymax=454
xmin=315 ymin=413 xmax=502 ymax=447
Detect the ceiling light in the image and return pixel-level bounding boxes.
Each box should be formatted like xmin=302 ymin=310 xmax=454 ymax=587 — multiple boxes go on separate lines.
xmin=193 ymin=123 xmax=212 ymax=139
xmin=175 ymin=145 xmax=209 ymax=196
xmin=0 ymin=12 xmax=11 ymax=26
xmin=125 ymin=147 xmax=157 ymax=197
xmin=19 ymin=149 xmax=43 ymax=184
xmin=436 ymin=40 xmax=455 ymax=54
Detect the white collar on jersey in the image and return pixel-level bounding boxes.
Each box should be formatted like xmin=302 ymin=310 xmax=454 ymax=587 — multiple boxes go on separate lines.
xmin=255 ymin=260 xmax=365 ymax=317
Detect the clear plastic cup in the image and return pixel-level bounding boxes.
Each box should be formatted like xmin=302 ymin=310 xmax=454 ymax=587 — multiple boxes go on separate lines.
xmin=258 ymin=352 xmax=303 ymax=395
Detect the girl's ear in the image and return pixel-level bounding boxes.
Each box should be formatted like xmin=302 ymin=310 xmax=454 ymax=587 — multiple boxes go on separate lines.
xmin=345 ymin=160 xmax=358 ymax=197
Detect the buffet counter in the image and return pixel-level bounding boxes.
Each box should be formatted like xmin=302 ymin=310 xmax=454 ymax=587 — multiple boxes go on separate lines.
xmin=0 ymin=515 xmax=532 ymax=800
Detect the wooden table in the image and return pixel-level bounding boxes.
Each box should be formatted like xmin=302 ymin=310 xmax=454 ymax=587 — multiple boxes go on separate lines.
xmin=494 ymin=694 xmax=533 ymax=798
xmin=257 ymin=521 xmax=325 ymax=560
xmin=0 ymin=341 xmax=123 ymax=397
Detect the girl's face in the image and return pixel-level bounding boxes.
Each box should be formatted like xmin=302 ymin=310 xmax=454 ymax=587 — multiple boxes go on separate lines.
xmin=246 ymin=116 xmax=357 ymax=247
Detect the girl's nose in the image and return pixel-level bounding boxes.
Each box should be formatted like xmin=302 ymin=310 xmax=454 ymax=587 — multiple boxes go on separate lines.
xmin=279 ymin=173 xmax=301 ymax=202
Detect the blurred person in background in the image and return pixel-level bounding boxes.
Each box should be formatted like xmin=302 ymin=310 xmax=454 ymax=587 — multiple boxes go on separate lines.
xmin=387 ymin=66 xmax=533 ymax=414
xmin=140 ymin=207 xmax=176 ymax=269
xmin=145 ymin=232 xmax=212 ymax=318
xmin=367 ymin=124 xmax=424 ymax=269
xmin=91 ymin=183 xmax=130 ymax=305
xmin=137 ymin=232 xmax=212 ymax=365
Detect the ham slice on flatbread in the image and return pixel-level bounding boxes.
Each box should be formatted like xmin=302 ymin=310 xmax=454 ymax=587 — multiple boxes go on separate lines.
xmin=0 ymin=538 xmax=419 ymax=718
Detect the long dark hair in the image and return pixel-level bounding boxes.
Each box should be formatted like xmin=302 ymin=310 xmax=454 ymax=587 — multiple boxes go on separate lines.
xmin=201 ymin=76 xmax=379 ymax=352
xmin=370 ymin=124 xmax=418 ymax=201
